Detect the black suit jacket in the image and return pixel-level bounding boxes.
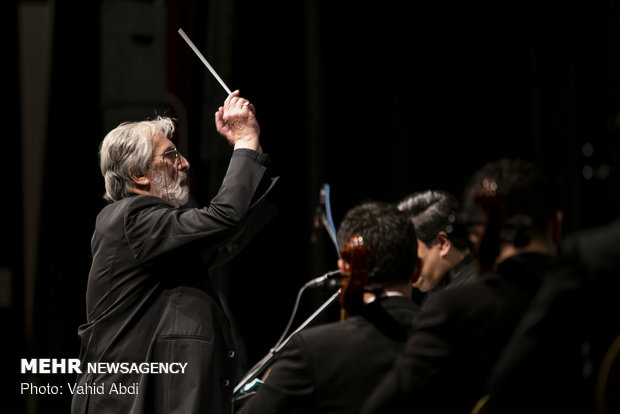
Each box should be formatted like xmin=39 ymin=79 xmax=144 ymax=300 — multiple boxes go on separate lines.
xmin=71 ymin=149 xmax=278 ymax=414
xmin=237 ymin=296 xmax=420 ymax=414
xmin=487 ymin=220 xmax=620 ymax=414
xmin=362 ymin=253 xmax=554 ymax=414
xmin=416 ymin=251 xmax=478 ymax=307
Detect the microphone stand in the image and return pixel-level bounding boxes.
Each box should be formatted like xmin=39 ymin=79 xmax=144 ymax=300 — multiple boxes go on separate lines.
xmin=233 ymin=289 xmax=340 ymax=401
xmin=233 ymin=183 xmax=341 ymax=410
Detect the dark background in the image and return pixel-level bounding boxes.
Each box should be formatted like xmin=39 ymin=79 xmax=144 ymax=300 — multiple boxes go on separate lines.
xmin=4 ymin=0 xmax=620 ymax=412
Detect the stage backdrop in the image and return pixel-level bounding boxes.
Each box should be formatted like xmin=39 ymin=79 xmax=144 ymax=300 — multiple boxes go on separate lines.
xmin=6 ymin=0 xmax=620 ymax=412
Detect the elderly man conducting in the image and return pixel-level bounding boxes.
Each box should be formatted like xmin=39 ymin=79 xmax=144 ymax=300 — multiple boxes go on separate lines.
xmin=71 ymin=90 xmax=279 ymax=414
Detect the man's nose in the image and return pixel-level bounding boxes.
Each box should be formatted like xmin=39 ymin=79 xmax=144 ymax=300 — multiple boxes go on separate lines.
xmin=178 ymin=153 xmax=190 ymax=170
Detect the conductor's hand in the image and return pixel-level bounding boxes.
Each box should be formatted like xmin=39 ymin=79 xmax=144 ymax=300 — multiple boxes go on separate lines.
xmin=215 ymin=90 xmax=262 ymax=153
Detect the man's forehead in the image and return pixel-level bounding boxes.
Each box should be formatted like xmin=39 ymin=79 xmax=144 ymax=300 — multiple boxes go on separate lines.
xmin=151 ymin=130 xmax=173 ymax=149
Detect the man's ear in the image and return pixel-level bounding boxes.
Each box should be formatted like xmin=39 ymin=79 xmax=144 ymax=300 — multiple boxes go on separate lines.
xmin=129 ymin=167 xmax=150 ymax=187
xmin=437 ymin=231 xmax=452 ymax=258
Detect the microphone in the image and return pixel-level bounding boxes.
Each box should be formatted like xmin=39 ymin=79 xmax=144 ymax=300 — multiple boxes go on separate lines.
xmin=303 ymin=270 xmax=342 ymax=288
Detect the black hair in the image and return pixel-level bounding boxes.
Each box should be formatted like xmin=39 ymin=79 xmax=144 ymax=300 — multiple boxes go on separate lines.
xmin=337 ymin=201 xmax=418 ymax=286
xmin=397 ymin=190 xmax=471 ymax=251
xmin=463 ymin=158 xmax=559 ymax=271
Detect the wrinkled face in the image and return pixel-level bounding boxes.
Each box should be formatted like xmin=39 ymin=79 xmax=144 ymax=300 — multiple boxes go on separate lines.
xmin=413 ymin=239 xmax=446 ymax=292
xmin=150 ymin=131 xmax=190 ymax=207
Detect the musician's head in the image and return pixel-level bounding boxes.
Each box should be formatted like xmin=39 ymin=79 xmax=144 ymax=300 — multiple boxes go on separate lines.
xmin=100 ymin=116 xmax=191 ymax=207
xmin=337 ymin=201 xmax=420 ymax=294
xmin=397 ymin=190 xmax=472 ymax=292
xmin=462 ymin=158 xmax=562 ymax=270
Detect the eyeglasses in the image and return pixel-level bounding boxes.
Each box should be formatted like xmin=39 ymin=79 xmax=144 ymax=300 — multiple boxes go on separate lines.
xmin=154 ymin=147 xmax=180 ymax=164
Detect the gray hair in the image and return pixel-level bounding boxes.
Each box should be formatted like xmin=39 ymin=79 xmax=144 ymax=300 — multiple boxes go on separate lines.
xmin=99 ymin=116 xmax=176 ymax=203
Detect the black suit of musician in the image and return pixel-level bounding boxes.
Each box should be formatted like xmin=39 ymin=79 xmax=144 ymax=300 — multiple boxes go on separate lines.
xmin=486 ymin=218 xmax=620 ymax=413
xmin=237 ymin=202 xmax=421 ymax=414
xmin=397 ymin=189 xmax=478 ymax=306
xmin=362 ymin=159 xmax=563 ymax=413
xmin=72 ymin=91 xmax=279 ymax=414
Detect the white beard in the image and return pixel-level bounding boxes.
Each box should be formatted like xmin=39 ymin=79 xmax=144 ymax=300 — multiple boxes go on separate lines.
xmin=151 ymin=168 xmax=189 ymax=208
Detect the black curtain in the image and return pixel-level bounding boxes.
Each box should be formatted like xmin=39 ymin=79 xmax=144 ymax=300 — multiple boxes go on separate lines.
xmin=12 ymin=0 xmax=620 ymax=412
